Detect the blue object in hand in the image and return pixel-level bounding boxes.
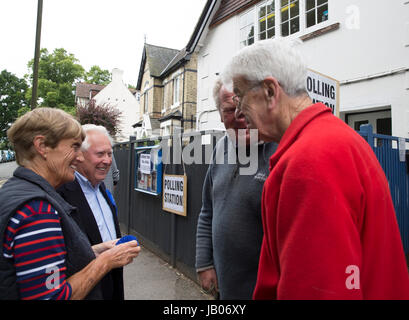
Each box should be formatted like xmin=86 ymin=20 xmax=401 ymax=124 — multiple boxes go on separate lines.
xmin=116 ymin=235 xmax=138 ymax=245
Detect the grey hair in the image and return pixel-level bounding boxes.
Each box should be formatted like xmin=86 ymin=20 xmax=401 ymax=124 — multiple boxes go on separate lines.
xmin=212 ymin=78 xmax=223 ymax=111
xmin=81 ymin=124 xmax=113 ymax=150
xmin=222 ymin=38 xmax=307 ymax=97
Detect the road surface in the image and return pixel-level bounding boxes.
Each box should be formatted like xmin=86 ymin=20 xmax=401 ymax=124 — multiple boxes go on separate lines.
xmin=0 ymin=161 xmax=17 ymax=187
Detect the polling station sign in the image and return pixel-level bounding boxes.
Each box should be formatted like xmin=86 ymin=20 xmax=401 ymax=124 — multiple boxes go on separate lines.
xmin=306 ymin=69 xmax=340 ymax=117
xmin=162 ymin=174 xmax=187 ymax=216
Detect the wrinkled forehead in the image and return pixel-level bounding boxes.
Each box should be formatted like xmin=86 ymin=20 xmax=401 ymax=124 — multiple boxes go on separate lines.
xmin=220 ymin=85 xmax=234 ymax=100
xmin=87 ymin=131 xmax=112 ymax=149
xmin=231 ymin=75 xmax=255 ymax=94
xmin=223 ymin=80 xmax=234 ymax=93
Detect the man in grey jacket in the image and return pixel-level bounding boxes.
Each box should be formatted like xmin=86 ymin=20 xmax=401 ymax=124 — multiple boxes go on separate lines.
xmin=104 ymin=154 xmax=120 ymax=194
xmin=195 ymin=79 xmax=277 ymax=299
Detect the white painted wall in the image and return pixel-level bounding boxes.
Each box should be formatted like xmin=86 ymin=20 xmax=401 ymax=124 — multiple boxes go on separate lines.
xmin=196 ymin=0 xmax=409 ymax=138
xmin=94 ymin=69 xmax=140 ymax=141
xmin=197 ymin=17 xmax=238 ymax=131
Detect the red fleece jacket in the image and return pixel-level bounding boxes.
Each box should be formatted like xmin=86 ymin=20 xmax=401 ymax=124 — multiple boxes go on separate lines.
xmin=253 ymin=104 xmax=409 ymax=300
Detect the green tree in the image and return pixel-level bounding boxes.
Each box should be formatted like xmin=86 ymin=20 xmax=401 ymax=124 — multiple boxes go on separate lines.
xmin=26 ymin=48 xmax=85 ymax=115
xmin=85 ymin=65 xmax=111 ymax=85
xmin=0 ymin=70 xmax=28 ymax=145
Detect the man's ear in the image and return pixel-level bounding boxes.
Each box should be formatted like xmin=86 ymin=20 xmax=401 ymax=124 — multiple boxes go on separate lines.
xmin=263 ymin=77 xmax=280 ymax=100
xmin=32 ymin=135 xmax=48 ymax=159
xmin=218 ymin=109 xmax=224 ymax=123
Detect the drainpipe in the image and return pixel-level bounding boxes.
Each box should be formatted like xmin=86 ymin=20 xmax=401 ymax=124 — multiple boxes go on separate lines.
xmin=127 ymin=136 xmax=136 ymax=234
xmin=182 ymin=66 xmax=186 ymax=132
xmin=196 ymin=109 xmax=218 ymax=131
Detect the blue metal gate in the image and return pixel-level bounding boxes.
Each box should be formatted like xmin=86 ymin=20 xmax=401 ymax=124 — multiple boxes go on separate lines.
xmin=359 ymin=125 xmax=409 ymax=254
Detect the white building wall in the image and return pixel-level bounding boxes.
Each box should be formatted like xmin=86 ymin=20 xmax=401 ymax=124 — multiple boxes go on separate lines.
xmin=94 ymin=69 xmax=140 ymax=141
xmin=196 ymin=0 xmax=409 ymax=138
xmin=197 ymin=17 xmax=238 ymax=131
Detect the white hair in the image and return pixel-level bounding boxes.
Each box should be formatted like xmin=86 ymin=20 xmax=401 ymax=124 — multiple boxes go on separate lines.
xmin=222 ymin=38 xmax=307 ymax=97
xmin=81 ymin=124 xmax=113 ymax=150
xmin=212 ymin=78 xmax=223 ymax=110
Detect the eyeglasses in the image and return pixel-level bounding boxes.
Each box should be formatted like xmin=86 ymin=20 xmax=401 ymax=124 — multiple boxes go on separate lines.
xmin=231 ymin=83 xmax=261 ymax=111
xmin=231 ymin=95 xmax=241 ymax=109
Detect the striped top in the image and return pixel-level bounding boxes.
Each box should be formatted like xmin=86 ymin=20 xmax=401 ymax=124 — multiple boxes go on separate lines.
xmin=2 ymin=199 xmax=72 ymax=300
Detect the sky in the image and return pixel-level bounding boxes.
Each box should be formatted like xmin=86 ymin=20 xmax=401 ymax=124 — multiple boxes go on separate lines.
xmin=0 ymin=0 xmax=208 ymax=86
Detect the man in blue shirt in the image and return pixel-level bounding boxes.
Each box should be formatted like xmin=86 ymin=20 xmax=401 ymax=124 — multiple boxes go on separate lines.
xmin=58 ymin=124 xmax=124 ymax=300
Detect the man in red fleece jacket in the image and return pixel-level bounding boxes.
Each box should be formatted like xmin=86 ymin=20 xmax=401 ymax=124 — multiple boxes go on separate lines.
xmin=221 ymin=38 xmax=409 ymax=299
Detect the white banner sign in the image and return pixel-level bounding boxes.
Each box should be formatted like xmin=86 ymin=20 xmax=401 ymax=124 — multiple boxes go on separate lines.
xmin=140 ymin=153 xmax=151 ymax=174
xmin=398 ymin=138 xmax=406 ymax=162
xmin=162 ymin=175 xmax=187 ymax=216
xmin=306 ymin=69 xmax=340 ymax=117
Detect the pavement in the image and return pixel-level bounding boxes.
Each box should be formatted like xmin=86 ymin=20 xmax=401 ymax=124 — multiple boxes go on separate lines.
xmin=123 ymin=241 xmax=213 ymax=300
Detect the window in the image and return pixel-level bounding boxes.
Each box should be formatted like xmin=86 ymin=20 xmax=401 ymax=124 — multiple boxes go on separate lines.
xmin=239 ymin=0 xmax=329 ymax=47
xmin=239 ymin=9 xmax=255 ymax=48
xmin=281 ymin=0 xmax=300 ymax=36
xmin=346 ymin=109 xmax=391 ymax=135
xmin=143 ymin=82 xmax=149 ymax=114
xmin=306 ymin=0 xmax=328 ymax=28
xmin=258 ymin=1 xmax=275 ymax=40
xmin=377 ymin=118 xmax=392 ymax=136
xmin=144 ymin=93 xmax=148 ymax=114
xmin=354 ymin=120 xmax=368 ymax=131
xmin=173 ymin=75 xmax=180 ymax=105
xmin=161 ymin=124 xmax=171 ymax=136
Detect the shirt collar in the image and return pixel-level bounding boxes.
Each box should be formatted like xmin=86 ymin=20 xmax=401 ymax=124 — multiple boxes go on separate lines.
xmin=75 ymin=171 xmax=100 ymax=190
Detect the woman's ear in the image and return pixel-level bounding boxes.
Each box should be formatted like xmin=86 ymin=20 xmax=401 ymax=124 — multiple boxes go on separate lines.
xmin=32 ymin=135 xmax=48 ymax=159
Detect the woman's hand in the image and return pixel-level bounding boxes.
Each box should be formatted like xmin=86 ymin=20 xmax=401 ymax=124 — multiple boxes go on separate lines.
xmin=67 ymin=240 xmax=140 ymax=300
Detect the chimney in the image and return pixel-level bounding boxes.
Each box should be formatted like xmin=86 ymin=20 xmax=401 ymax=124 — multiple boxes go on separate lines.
xmin=112 ymin=68 xmax=124 ymax=83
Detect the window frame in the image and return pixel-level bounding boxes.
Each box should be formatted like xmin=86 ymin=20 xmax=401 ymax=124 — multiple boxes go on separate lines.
xmin=160 ymin=120 xmax=172 ymax=136
xmin=173 ymin=75 xmax=180 ymax=106
xmin=257 ymin=0 xmax=276 ymax=41
xmin=143 ymin=92 xmax=149 ymax=114
xmin=143 ymin=81 xmax=149 ymax=114
xmin=280 ymin=0 xmax=301 ymax=37
xmin=239 ymin=0 xmax=330 ymax=47
xmin=239 ymin=8 xmax=256 ymax=48
xmin=305 ymin=0 xmax=329 ymax=29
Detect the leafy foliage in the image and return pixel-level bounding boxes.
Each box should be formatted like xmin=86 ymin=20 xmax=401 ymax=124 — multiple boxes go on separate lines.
xmin=76 ymin=99 xmax=122 ymax=138
xmin=26 ymin=48 xmax=84 ymax=112
xmin=85 ymin=65 xmax=111 ymax=85
xmin=2 ymin=47 xmax=114 ymax=147
xmin=0 ymin=70 xmax=28 ymax=146
xmin=27 ymin=48 xmax=84 ymax=84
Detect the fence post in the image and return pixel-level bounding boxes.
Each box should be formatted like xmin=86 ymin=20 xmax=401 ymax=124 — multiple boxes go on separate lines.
xmin=170 ymin=133 xmax=177 ymax=268
xmin=127 ymin=136 xmax=136 ymax=235
xmin=170 ymin=214 xmax=176 ymax=268
xmin=360 ymin=124 xmax=374 ymax=149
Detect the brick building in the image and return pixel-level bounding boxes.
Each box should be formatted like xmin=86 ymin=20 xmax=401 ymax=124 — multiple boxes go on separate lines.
xmin=135 ymin=43 xmax=198 ymax=138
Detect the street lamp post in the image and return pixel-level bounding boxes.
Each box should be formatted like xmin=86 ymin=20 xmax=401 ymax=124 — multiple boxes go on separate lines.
xmin=31 ymin=0 xmax=43 ymax=109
